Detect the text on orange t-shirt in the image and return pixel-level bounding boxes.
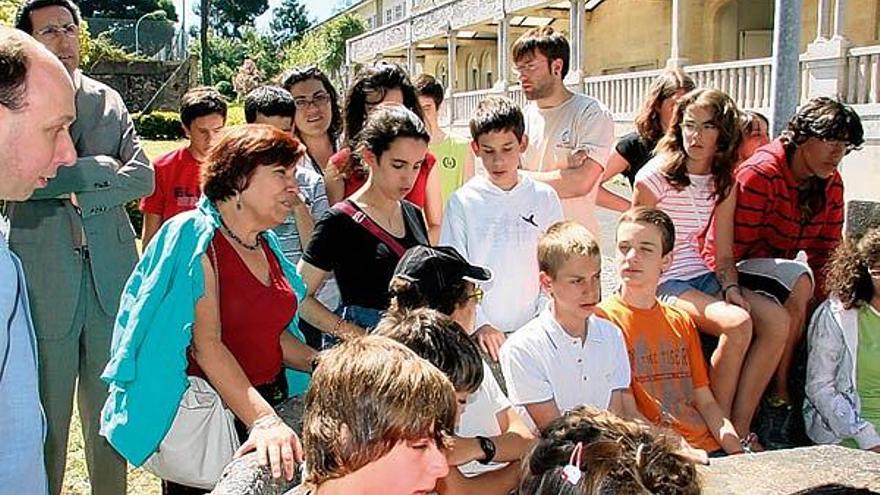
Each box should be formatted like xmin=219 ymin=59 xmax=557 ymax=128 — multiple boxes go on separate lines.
xmin=597 ymin=293 xmax=721 ymax=452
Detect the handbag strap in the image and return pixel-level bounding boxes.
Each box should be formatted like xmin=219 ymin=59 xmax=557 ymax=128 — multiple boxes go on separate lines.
xmin=333 ymin=200 xmax=408 ymax=257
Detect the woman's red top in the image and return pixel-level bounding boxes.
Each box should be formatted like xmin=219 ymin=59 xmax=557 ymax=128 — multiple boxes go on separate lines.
xmin=329 ymin=147 xmax=436 ymax=208
xmin=187 ymin=232 xmax=297 ymax=386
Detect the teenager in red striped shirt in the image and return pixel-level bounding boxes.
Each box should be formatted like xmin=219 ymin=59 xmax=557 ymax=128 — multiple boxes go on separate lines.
xmin=733 ymin=97 xmax=864 ymax=447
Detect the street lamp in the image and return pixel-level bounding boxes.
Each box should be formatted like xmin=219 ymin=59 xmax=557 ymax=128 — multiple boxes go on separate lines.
xmin=135 ymin=10 xmax=168 ymax=55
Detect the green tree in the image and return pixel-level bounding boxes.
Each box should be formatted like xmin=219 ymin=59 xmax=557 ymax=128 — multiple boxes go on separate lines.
xmin=190 ymin=28 xmax=283 ymax=96
xmin=269 ymin=0 xmax=312 ymax=46
xmin=200 ymin=0 xmax=211 ymax=84
xmin=283 ymin=13 xmax=365 ymax=86
xmin=210 ymin=0 xmax=269 ymax=38
xmin=78 ymin=0 xmax=178 ymax=21
xmin=0 ymin=0 xmax=21 ymax=25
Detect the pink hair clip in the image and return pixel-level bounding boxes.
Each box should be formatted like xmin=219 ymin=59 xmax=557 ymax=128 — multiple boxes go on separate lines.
xmin=561 ymin=441 xmax=584 ymax=485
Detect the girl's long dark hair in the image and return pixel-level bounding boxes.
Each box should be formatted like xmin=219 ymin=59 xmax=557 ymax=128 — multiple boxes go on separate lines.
xmin=280 ymin=65 xmax=343 ymax=144
xmin=340 ymin=63 xmax=425 ymax=181
xmin=655 ymin=88 xmax=742 ymax=203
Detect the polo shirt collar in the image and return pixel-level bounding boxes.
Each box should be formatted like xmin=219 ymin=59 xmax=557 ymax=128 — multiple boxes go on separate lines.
xmin=539 ymin=305 xmax=603 ymax=349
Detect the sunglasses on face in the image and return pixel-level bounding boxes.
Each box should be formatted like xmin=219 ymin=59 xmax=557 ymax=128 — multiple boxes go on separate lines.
xmin=467 ymin=287 xmax=484 ymax=303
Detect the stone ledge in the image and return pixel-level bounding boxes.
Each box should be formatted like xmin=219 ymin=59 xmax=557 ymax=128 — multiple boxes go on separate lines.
xmin=698 ymin=445 xmax=880 ymax=494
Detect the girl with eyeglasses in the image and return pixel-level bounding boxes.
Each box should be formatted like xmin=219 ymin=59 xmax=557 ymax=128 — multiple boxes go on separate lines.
xmin=633 ymin=88 xmax=789 ymax=445
xmin=328 ymin=63 xmax=437 ymax=210
xmin=281 ymin=66 xmax=344 ymax=204
xmin=804 ymin=228 xmax=880 ymax=453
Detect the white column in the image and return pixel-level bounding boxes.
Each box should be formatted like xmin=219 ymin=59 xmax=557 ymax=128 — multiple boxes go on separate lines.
xmin=803 ymin=0 xmax=849 ymax=100
xmin=565 ymin=0 xmax=584 ymax=85
xmin=446 ymin=30 xmax=458 ymax=124
xmin=407 ymin=21 xmax=417 ymax=75
xmin=832 ymin=0 xmax=846 ymax=40
xmin=815 ymin=0 xmax=831 ymax=41
xmin=493 ymin=14 xmax=510 ymax=91
xmin=666 ymin=0 xmax=688 ymax=67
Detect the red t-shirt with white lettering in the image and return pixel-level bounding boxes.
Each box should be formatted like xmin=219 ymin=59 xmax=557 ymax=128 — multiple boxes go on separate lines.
xmin=140 ymin=146 xmax=202 ymax=220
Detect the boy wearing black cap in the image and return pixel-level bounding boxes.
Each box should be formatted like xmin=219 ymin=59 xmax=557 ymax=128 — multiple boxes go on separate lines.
xmin=386 ymin=247 xmax=534 ymax=494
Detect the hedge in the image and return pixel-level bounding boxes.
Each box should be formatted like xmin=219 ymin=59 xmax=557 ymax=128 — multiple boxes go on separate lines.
xmin=134 ymin=104 xmax=246 ymax=141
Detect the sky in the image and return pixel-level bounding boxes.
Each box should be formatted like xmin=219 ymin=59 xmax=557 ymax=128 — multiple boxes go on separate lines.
xmin=172 ymin=0 xmax=338 ymax=32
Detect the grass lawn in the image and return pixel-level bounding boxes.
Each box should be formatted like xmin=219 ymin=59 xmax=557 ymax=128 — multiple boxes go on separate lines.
xmin=143 ymin=139 xmax=187 ymax=160
xmin=61 ymin=139 xmax=185 ymax=494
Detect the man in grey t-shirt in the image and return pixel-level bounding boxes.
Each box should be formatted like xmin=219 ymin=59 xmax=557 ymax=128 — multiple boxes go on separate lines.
xmin=513 ymin=26 xmax=614 ymax=239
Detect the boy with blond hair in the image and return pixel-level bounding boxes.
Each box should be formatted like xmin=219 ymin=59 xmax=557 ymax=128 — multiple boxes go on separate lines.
xmin=440 ymin=96 xmax=563 ymax=361
xmin=500 ymin=221 xmax=637 ymax=431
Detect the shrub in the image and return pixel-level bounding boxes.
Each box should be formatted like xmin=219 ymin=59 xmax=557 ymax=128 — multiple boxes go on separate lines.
xmin=134 ymin=111 xmax=184 ymax=140
xmin=215 ymin=80 xmax=236 ymax=100
xmin=225 ymin=103 xmax=245 ymax=126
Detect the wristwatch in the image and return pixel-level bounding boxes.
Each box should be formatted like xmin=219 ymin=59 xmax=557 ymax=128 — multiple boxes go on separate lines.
xmin=476 ymin=435 xmax=496 ymax=464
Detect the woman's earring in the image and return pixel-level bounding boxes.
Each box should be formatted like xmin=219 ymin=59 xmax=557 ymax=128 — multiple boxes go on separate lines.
xmin=235 ymin=193 xmax=242 ymax=210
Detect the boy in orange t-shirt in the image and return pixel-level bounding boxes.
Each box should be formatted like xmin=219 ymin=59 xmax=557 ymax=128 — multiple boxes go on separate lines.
xmin=597 ymin=207 xmax=744 ymax=455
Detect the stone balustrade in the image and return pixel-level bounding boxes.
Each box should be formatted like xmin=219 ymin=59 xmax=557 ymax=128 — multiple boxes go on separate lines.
xmin=846 ymin=44 xmax=880 ymax=104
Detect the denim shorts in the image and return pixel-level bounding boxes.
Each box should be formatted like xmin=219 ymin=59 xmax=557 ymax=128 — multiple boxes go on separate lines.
xmin=657 ymin=272 xmax=722 ymax=304
xmin=321 ymin=304 xmax=384 ymax=349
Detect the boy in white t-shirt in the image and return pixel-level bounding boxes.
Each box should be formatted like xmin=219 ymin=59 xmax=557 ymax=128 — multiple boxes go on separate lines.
xmin=440 ymin=96 xmax=564 ymax=362
xmin=500 ymin=221 xmax=641 ymax=431
xmin=376 ymin=308 xmax=532 ymax=495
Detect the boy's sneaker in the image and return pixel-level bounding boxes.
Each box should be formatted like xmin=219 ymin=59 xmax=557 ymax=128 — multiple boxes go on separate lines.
xmin=756 ymin=397 xmax=798 ymax=450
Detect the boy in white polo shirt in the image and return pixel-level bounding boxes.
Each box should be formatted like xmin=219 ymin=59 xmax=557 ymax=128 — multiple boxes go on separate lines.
xmin=500 ymin=221 xmax=640 ymax=431
xmin=440 ymin=96 xmax=564 ymax=362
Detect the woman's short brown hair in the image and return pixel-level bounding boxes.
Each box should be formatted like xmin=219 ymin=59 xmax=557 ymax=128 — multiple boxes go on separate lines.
xmin=201 ymin=124 xmax=304 ymax=202
xmin=303 ymin=335 xmax=457 ymax=487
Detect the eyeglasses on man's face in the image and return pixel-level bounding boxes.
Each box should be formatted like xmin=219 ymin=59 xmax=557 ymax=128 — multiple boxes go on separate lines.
xmin=35 ymin=23 xmax=79 ymax=39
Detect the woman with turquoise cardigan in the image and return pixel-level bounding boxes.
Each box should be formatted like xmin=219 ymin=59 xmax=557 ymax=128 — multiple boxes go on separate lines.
xmin=100 ymin=125 xmax=316 ymax=493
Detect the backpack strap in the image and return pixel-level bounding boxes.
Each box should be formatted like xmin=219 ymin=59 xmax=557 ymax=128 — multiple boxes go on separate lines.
xmin=333 ymin=200 xmax=408 ymax=257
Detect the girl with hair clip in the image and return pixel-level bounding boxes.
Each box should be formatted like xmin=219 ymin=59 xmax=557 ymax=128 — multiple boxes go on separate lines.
xmin=519 ymin=406 xmax=701 ymax=495
xmin=328 ymin=62 xmax=437 ymax=210
xmin=298 ymin=104 xmax=430 ymax=342
xmin=633 ymin=88 xmax=789 ymax=444
xmin=280 ymin=66 xmax=344 ymax=204
xmin=804 ymin=228 xmax=880 ymax=452
xmin=597 ymin=69 xmax=696 ymax=212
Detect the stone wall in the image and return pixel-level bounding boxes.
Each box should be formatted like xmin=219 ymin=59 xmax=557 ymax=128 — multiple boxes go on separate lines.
xmin=85 ymin=57 xmax=198 ymax=113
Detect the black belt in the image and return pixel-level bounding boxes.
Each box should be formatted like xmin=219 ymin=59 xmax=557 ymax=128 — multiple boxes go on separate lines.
xmin=74 ymin=246 xmax=90 ymax=259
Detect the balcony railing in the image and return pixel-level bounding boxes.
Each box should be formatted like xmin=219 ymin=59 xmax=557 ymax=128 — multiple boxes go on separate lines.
xmin=846 ymin=45 xmax=880 ymax=104
xmin=444 ymin=46 xmax=880 ymax=127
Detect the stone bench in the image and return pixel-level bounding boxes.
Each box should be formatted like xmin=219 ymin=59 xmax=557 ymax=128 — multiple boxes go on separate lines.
xmin=846 ymin=200 xmax=880 ymax=238
xmin=698 ymin=445 xmax=880 ymax=494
